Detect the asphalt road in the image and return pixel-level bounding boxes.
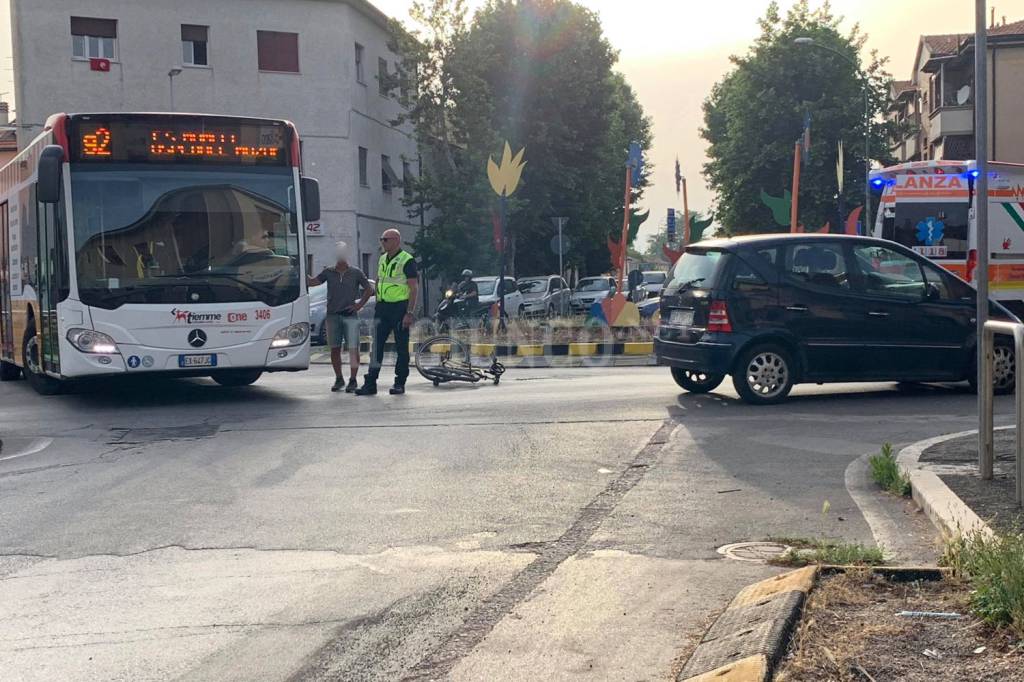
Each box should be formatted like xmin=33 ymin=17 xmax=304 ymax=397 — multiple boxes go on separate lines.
xmin=0 ymin=365 xmax=1012 ymax=681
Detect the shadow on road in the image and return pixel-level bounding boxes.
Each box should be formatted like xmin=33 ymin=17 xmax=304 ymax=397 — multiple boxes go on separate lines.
xmin=671 ymin=381 xmax=982 ymax=416
xmin=43 ymin=376 xmax=300 ymax=409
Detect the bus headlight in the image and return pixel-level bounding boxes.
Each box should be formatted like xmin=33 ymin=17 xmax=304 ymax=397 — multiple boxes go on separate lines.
xmin=67 ymin=328 xmax=120 ymax=354
xmin=271 ymin=322 xmax=310 ymax=347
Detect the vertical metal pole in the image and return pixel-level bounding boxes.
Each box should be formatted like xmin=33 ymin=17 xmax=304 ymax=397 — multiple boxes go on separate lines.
xmin=790 ymin=141 xmax=802 ymax=233
xmin=498 ymin=194 xmax=507 ymax=321
xmin=169 ymin=75 xmax=175 ymax=112
xmin=982 ymin=325 xmax=994 ymax=479
xmin=682 ymin=177 xmax=690 ymax=245
xmin=863 ymin=87 xmax=871 ymax=236
xmin=558 ymin=218 xmax=564 ymax=285
xmin=977 ymin=0 xmax=991 ymax=475
xmin=1016 ymin=327 xmax=1024 ymax=506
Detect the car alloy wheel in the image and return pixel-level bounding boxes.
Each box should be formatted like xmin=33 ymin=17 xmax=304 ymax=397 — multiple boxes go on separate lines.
xmin=993 ymin=345 xmax=1016 ymax=393
xmin=745 ymin=351 xmax=788 ymax=398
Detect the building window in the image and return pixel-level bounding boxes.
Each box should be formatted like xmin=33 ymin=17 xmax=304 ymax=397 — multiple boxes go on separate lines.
xmin=378 ymin=57 xmax=389 ymax=96
xmin=182 ymin=25 xmax=208 ymax=66
xmin=355 ymin=43 xmax=365 ymax=83
xmin=382 ymin=155 xmax=398 ymax=194
xmin=358 ymin=147 xmax=369 ymax=187
xmin=257 ymin=30 xmax=299 ymax=73
xmin=71 ymin=17 xmax=116 ymax=60
xmin=402 ymin=160 xmax=414 ymax=199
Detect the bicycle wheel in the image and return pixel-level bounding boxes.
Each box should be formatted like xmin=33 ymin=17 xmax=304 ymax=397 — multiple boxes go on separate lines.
xmin=415 ymin=335 xmax=472 ymax=381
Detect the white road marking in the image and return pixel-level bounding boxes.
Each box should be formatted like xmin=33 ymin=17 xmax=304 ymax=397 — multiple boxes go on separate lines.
xmin=0 ymin=438 xmax=53 ymax=463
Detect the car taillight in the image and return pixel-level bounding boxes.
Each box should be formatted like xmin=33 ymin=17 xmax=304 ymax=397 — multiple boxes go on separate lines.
xmin=707 ymin=300 xmax=732 ymax=333
xmin=966 ymin=249 xmax=978 ymax=283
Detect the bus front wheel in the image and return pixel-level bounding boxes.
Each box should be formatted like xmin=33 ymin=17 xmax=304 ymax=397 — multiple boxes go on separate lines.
xmin=22 ymin=330 xmax=64 ymax=395
xmin=211 ymin=369 xmax=263 ymax=387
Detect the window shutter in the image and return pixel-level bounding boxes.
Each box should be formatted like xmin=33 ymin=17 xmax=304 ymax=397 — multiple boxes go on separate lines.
xmin=71 ymin=17 xmax=117 ymax=38
xmin=257 ymin=31 xmax=299 ymax=73
xmin=181 ymin=25 xmax=208 ymax=42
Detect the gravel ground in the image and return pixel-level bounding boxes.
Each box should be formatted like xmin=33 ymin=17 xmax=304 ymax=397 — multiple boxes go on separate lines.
xmin=777 ymin=571 xmax=1024 ymax=682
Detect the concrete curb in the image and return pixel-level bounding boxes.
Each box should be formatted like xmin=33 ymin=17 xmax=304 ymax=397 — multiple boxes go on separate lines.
xmin=676 ymin=567 xmax=815 ymax=681
xmin=313 ymin=340 xmax=655 ymax=358
xmin=676 ymin=565 xmax=949 ymax=682
xmin=897 ymin=431 xmax=1002 ymax=539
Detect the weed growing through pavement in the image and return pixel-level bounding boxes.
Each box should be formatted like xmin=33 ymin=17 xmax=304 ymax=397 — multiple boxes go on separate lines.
xmin=942 ymin=528 xmax=1024 ymax=639
xmin=869 ymin=442 xmax=911 ymax=496
xmin=768 ymin=537 xmax=885 ymax=568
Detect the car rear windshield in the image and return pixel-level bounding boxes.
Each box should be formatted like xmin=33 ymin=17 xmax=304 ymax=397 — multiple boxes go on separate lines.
xmin=667 ymin=250 xmax=725 ymax=291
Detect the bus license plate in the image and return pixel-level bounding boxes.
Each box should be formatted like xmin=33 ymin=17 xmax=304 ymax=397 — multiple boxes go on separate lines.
xmin=669 ymin=310 xmax=694 ymax=327
xmin=179 ymin=354 xmax=217 ymax=368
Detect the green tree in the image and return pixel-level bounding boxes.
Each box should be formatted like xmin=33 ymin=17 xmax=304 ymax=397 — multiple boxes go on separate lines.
xmin=390 ymin=0 xmax=652 ymax=281
xmin=701 ymin=0 xmax=896 ymax=234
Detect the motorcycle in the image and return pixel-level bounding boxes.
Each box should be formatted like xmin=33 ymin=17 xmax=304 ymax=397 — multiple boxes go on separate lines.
xmin=435 ymin=287 xmax=507 ymax=332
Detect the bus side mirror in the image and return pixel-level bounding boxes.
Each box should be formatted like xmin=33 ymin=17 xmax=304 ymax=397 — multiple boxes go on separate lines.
xmin=301 ymin=176 xmax=321 ymax=223
xmin=37 ymin=145 xmax=64 ymax=204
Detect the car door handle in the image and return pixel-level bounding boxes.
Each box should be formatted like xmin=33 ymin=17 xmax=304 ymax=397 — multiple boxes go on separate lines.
xmin=867 ymin=311 xmax=890 ymax=317
xmin=785 ymin=305 xmax=809 ymax=312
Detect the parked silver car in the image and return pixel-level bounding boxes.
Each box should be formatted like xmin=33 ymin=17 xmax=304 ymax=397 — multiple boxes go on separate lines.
xmin=309 ymin=283 xmax=328 ymax=345
xmin=569 ymin=276 xmax=616 ymax=314
xmin=642 ymin=270 xmax=668 ymax=297
xmin=310 ymin=280 xmax=376 ymax=345
xmin=517 ymin=275 xmax=571 ymax=317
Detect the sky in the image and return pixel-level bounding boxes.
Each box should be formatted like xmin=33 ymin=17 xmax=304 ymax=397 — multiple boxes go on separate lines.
xmin=0 ymin=1 xmax=1008 ymax=244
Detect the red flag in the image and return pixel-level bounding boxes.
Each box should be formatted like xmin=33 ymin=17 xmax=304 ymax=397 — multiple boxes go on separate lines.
xmin=89 ymin=58 xmax=111 ymax=72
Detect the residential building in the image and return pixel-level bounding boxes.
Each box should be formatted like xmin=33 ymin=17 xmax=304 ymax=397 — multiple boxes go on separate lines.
xmin=888 ymin=18 xmax=1024 ymax=163
xmin=9 ymin=0 xmax=422 ymax=277
xmin=0 ymin=103 xmax=17 ymax=167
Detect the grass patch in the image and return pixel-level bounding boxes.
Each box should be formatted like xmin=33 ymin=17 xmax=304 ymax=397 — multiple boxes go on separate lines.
xmin=942 ymin=529 xmax=1024 ymax=639
xmin=869 ymin=442 xmax=911 ymax=496
xmin=768 ymin=537 xmax=885 ymax=567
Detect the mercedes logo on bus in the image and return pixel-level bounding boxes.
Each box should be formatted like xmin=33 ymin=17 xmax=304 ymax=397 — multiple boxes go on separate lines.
xmin=187 ymin=329 xmax=208 ymax=348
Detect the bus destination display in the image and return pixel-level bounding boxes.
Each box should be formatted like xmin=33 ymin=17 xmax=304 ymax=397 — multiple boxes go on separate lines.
xmin=71 ymin=118 xmax=288 ymax=165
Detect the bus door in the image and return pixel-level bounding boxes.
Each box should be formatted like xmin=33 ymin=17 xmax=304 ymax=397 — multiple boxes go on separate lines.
xmin=35 ymin=195 xmax=64 ymax=375
xmin=0 ymin=201 xmax=11 ymax=360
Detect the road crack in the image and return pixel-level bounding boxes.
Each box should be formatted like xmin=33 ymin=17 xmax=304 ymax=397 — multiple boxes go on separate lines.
xmin=399 ymin=419 xmax=678 ymax=681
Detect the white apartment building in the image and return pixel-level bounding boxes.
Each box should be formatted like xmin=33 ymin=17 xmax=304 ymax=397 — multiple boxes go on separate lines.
xmin=10 ymin=0 xmax=423 ymax=275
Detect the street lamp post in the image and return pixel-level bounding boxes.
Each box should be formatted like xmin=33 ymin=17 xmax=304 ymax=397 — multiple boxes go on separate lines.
xmin=168 ymin=67 xmax=182 ymax=112
xmin=794 ymin=38 xmax=872 ymax=235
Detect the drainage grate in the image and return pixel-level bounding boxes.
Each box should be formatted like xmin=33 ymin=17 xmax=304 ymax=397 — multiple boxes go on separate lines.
xmin=717 ymin=541 xmax=791 ymax=564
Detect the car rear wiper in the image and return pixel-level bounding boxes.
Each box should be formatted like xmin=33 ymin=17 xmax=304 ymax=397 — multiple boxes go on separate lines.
xmin=677 ymin=277 xmax=706 ymax=291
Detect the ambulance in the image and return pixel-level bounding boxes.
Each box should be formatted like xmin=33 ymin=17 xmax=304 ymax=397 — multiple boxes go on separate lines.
xmin=871 ymin=160 xmax=1024 ymax=315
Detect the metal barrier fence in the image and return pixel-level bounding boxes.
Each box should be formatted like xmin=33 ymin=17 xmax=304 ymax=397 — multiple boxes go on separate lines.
xmin=980 ymin=319 xmax=1024 ymax=507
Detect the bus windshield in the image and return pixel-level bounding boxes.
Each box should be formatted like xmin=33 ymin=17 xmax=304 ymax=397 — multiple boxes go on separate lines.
xmin=882 ymin=201 xmax=969 ymax=260
xmin=71 ymin=165 xmax=300 ymax=308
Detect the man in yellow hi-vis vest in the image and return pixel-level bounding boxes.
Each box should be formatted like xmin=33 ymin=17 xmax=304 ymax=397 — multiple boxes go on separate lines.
xmin=356 ymin=228 xmax=419 ymax=395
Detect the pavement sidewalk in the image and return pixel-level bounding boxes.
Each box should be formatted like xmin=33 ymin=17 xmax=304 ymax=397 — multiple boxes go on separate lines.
xmin=915 ymin=428 xmax=1023 ymax=534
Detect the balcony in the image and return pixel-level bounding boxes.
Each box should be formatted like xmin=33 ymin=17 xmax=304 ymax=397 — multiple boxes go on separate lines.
xmin=928 ymin=105 xmax=974 ymax=142
xmin=892 ymin=134 xmax=920 ymax=162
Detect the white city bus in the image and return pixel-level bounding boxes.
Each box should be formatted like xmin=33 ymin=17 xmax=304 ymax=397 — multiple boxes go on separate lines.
xmin=0 ymin=113 xmax=320 ymax=394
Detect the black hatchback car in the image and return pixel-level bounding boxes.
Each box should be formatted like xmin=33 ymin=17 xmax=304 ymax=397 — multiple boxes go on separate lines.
xmin=655 ymin=234 xmax=1017 ymax=404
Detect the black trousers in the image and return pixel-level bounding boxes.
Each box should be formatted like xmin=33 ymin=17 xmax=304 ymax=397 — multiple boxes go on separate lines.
xmin=367 ymin=301 xmax=410 ymax=385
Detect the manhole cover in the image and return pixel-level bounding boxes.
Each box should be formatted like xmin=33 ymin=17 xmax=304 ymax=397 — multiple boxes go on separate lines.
xmin=717 ymin=541 xmax=791 ymax=563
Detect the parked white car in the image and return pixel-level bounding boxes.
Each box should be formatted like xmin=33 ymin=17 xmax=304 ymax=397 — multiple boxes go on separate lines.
xmin=517 ymin=275 xmax=571 ymax=317
xmin=474 ymin=276 xmax=524 ymax=317
xmin=569 ymin=276 xmax=616 ymax=314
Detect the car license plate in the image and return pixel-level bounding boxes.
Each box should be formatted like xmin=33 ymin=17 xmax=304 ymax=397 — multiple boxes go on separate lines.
xmin=669 ymin=310 xmax=694 ymax=327
xmin=178 ymin=354 xmax=217 ymax=368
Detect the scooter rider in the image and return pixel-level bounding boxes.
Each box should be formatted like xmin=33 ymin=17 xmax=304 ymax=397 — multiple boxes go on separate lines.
xmin=455 ymin=269 xmax=479 ymax=305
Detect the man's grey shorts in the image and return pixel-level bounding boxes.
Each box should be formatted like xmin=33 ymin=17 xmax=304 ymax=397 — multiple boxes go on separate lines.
xmin=325 ymin=314 xmax=360 ymax=351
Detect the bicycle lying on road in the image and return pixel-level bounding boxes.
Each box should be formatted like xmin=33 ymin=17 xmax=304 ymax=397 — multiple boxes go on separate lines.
xmin=414 ymin=335 xmax=505 ymax=387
